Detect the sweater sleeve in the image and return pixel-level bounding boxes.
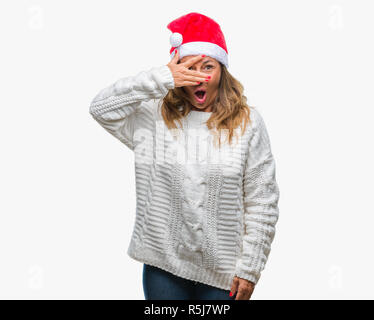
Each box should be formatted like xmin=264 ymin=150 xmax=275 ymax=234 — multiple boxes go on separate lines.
xmin=89 ymin=65 xmax=175 ymax=150
xmin=235 ymin=107 xmax=280 ymax=285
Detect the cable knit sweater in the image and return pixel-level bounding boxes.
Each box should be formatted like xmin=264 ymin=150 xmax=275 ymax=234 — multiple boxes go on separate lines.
xmin=89 ymin=65 xmax=280 ymax=290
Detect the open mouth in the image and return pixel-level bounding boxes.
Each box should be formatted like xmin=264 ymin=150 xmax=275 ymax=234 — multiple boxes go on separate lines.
xmin=194 ymin=90 xmax=207 ymax=104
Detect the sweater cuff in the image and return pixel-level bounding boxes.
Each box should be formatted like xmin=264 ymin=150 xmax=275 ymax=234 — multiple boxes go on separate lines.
xmin=234 ymin=267 xmax=260 ymax=285
xmin=151 ymin=65 xmax=175 ymax=96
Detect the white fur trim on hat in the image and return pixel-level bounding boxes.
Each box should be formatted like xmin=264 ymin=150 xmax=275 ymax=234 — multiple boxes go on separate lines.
xmin=170 ymin=41 xmax=229 ymax=68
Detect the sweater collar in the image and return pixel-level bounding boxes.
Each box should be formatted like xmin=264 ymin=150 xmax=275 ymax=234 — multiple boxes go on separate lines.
xmin=186 ymin=110 xmax=212 ymax=125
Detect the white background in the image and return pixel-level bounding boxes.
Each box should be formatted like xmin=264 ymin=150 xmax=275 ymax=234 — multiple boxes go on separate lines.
xmin=0 ymin=0 xmax=373 ymax=299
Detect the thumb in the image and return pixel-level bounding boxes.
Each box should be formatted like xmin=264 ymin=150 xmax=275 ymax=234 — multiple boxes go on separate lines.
xmin=171 ymin=48 xmax=179 ymax=64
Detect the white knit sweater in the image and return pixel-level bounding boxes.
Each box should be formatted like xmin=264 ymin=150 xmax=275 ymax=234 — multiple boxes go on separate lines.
xmin=89 ymin=65 xmax=280 ymax=290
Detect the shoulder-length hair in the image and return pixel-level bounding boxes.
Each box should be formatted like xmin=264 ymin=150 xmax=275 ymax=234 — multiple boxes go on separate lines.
xmin=158 ymin=62 xmax=253 ymax=148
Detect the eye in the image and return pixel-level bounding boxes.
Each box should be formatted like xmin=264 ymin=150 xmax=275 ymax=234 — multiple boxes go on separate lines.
xmin=188 ymin=65 xmax=213 ymax=70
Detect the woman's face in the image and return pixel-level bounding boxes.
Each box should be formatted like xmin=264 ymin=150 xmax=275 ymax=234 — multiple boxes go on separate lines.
xmin=179 ymin=55 xmax=221 ymax=112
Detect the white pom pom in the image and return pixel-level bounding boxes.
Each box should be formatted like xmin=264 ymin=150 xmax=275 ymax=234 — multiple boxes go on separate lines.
xmin=170 ymin=32 xmax=183 ymax=47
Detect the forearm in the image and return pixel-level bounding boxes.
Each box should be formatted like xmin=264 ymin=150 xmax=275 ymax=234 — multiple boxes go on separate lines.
xmin=89 ymin=65 xmax=174 ymax=150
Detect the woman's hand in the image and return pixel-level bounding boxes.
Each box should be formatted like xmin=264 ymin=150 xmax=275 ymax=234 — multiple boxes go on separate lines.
xmin=230 ymin=276 xmax=255 ymax=300
xmin=166 ymin=49 xmax=210 ymax=87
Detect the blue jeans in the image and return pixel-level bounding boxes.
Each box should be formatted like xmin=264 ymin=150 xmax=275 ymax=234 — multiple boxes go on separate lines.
xmin=142 ymin=264 xmax=234 ymax=300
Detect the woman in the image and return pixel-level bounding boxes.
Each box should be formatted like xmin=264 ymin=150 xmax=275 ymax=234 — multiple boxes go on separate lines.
xmin=89 ymin=12 xmax=280 ymax=300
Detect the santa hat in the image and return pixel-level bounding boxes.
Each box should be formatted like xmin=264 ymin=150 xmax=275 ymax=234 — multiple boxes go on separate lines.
xmin=167 ymin=12 xmax=229 ymax=68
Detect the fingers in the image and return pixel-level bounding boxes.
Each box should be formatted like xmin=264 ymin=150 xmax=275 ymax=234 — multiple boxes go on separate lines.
xmin=180 ymin=80 xmax=203 ymax=87
xmin=231 ymin=277 xmax=254 ymax=300
xmin=174 ymin=48 xmax=180 ymax=64
xmin=230 ymin=277 xmax=239 ymax=299
xmin=182 ymin=74 xmax=208 ymax=84
xmin=235 ymin=285 xmax=248 ymax=300
xmin=170 ymin=48 xmax=180 ymax=64
xmin=184 ymin=68 xmax=209 ymax=79
xmin=171 ymin=72 xmax=207 ymax=88
xmin=167 ymin=50 xmax=210 ymax=88
xmin=182 ymin=54 xmax=205 ymax=67
xmin=234 ymin=279 xmax=254 ymax=300
xmin=175 ymin=70 xmax=208 ymax=87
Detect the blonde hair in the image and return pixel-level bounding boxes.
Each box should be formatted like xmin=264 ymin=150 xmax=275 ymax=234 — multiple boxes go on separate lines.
xmin=159 ymin=62 xmax=253 ymax=148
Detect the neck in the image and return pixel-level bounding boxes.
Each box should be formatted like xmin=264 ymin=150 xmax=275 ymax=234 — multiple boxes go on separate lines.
xmin=189 ymin=103 xmax=214 ymax=113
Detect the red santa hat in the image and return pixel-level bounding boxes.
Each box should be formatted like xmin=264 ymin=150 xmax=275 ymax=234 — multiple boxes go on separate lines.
xmin=167 ymin=12 xmax=229 ymax=68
